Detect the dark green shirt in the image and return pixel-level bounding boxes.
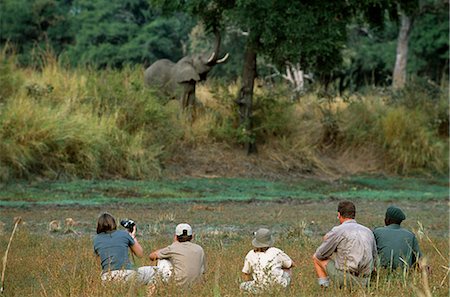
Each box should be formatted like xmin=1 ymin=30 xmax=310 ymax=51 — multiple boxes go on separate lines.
xmin=373 ymin=224 xmax=422 ymax=270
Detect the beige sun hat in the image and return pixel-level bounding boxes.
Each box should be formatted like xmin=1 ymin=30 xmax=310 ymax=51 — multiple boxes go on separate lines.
xmin=252 ymin=228 xmax=274 ymax=248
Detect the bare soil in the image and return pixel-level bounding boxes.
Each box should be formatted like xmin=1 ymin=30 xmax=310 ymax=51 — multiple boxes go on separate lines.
xmin=164 ymin=143 xmax=384 ymax=180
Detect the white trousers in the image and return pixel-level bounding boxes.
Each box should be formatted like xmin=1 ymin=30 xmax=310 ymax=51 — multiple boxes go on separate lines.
xmin=240 ymin=271 xmax=291 ymax=293
xmin=101 ymin=260 xmax=173 ymax=285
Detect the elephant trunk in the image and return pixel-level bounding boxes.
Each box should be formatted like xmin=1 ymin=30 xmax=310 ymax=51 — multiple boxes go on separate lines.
xmin=206 ymin=30 xmax=222 ymax=65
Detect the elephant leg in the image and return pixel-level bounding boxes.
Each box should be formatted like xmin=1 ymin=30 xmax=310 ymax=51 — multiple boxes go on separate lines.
xmin=180 ymin=92 xmax=188 ymax=110
xmin=179 ymin=84 xmax=196 ymax=122
xmin=187 ymin=84 xmax=196 ymax=108
xmin=187 ymin=85 xmax=196 ymax=121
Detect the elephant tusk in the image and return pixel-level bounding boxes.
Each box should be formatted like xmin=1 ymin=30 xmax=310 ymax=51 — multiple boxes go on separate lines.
xmin=216 ymin=53 xmax=229 ymax=64
xmin=207 ymin=52 xmax=216 ymax=64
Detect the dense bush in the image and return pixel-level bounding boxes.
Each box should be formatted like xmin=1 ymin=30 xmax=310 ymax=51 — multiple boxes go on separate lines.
xmin=0 ymin=53 xmax=23 ymax=103
xmin=0 ymin=54 xmax=447 ymax=181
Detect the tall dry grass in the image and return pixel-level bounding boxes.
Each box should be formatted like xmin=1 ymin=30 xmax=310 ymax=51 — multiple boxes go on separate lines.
xmin=0 ymin=51 xmax=448 ymax=181
xmin=0 ymin=53 xmax=175 ymax=181
xmin=0 ymin=216 xmax=447 ymax=297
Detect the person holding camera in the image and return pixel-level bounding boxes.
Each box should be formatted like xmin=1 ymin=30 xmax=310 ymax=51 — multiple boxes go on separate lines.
xmin=149 ymin=223 xmax=205 ymax=287
xmin=93 ymin=213 xmax=156 ymax=285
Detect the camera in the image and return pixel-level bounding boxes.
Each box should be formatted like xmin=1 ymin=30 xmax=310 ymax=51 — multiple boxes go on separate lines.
xmin=120 ymin=219 xmax=136 ymax=232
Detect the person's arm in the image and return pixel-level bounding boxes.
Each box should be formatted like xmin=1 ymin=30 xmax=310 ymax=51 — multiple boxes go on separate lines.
xmin=129 ymin=225 xmax=144 ymax=258
xmin=279 ymin=249 xmax=295 ymax=269
xmin=150 ymin=245 xmax=171 ymax=261
xmin=314 ymin=228 xmax=339 ymax=260
xmin=149 ymin=250 xmax=160 ymax=261
xmin=241 ymin=253 xmax=253 ymax=281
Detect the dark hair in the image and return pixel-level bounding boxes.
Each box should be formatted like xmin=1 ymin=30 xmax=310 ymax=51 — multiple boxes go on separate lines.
xmin=338 ymin=201 xmax=356 ymax=219
xmin=385 ymin=217 xmax=403 ymax=226
xmin=177 ymin=235 xmax=193 ymax=242
xmin=97 ymin=213 xmax=117 ymax=234
xmin=254 ymin=247 xmax=270 ymax=253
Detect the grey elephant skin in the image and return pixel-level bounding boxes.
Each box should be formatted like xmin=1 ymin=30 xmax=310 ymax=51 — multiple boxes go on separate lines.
xmin=143 ymin=31 xmax=228 ymax=113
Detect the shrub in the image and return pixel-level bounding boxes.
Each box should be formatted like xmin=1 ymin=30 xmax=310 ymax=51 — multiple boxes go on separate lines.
xmin=0 ymin=52 xmax=23 ymax=103
xmin=382 ymin=107 xmax=446 ymax=174
xmin=338 ymin=98 xmax=385 ymax=148
xmin=0 ymin=97 xmax=163 ymax=181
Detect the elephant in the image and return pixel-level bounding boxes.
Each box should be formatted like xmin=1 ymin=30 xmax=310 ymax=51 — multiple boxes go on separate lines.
xmin=144 ymin=30 xmax=228 ymax=116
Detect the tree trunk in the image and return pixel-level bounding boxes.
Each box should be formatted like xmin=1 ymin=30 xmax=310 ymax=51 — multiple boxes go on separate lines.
xmin=392 ymin=13 xmax=413 ymax=90
xmin=236 ymin=45 xmax=257 ymax=154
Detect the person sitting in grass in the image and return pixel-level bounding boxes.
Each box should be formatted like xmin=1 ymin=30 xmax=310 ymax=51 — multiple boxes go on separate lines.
xmin=373 ymin=206 xmax=429 ymax=272
xmin=240 ymin=228 xmax=295 ymax=293
xmin=149 ymin=223 xmax=206 ymax=287
xmin=312 ymin=201 xmax=377 ymax=289
xmin=93 ymin=212 xmax=156 ymax=285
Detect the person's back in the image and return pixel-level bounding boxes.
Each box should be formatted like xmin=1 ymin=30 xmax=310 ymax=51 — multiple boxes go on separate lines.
xmin=240 ymin=228 xmax=294 ymax=293
xmin=373 ymin=206 xmax=422 ymax=270
xmin=158 ymin=240 xmax=205 ymax=286
xmin=94 ymin=230 xmax=133 ymax=272
xmin=313 ymin=201 xmax=376 ymax=289
xmin=244 ymin=247 xmax=292 ymax=287
xmin=150 ymin=223 xmax=206 ymax=287
xmin=321 ymin=220 xmax=375 ymax=276
xmin=374 ymin=225 xmax=419 ymax=269
xmin=93 ymin=213 xmax=156 ymax=285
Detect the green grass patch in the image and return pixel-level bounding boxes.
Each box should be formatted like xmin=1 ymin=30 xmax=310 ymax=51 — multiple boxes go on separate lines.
xmin=0 ymin=175 xmax=447 ymax=207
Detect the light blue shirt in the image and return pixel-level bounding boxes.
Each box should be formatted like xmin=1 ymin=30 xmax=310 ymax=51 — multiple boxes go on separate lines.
xmin=93 ymin=230 xmax=135 ymax=272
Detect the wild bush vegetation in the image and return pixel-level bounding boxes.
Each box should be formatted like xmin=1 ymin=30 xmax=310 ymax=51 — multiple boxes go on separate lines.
xmin=0 ymin=52 xmax=447 ymax=182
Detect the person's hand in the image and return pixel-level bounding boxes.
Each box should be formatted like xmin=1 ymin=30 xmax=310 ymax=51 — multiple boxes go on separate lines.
xmin=130 ymin=225 xmax=137 ymax=239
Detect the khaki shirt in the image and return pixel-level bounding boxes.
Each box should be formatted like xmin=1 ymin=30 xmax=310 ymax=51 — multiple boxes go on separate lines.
xmin=315 ymin=220 xmax=376 ymax=276
xmin=158 ymin=241 xmax=205 ymax=286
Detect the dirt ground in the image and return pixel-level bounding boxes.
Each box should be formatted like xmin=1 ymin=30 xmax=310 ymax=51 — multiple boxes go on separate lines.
xmin=163 ymin=143 xmax=379 ymax=180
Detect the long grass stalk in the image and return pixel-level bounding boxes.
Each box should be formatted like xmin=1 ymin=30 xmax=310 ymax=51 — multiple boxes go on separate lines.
xmin=1 ymin=217 xmax=22 ymax=294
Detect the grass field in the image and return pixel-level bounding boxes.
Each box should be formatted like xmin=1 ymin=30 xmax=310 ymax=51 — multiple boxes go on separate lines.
xmin=0 ymin=176 xmax=448 ymax=296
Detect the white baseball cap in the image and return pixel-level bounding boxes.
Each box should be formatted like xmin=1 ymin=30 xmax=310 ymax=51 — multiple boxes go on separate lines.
xmin=175 ymin=223 xmax=193 ymax=236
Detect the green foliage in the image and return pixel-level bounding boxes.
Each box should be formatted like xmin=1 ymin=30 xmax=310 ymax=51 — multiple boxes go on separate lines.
xmin=203 ymin=83 xmax=240 ymax=143
xmin=64 ymin=0 xmax=194 ymax=68
xmin=0 ymin=0 xmax=74 ymax=66
xmin=410 ymin=9 xmax=449 ymax=81
xmin=252 ymin=90 xmax=295 ymax=141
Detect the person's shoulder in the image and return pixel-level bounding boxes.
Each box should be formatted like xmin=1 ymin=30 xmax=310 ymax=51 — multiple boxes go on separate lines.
xmin=398 ymin=227 xmax=416 ymax=237
xmin=268 ymin=247 xmax=284 ymax=254
xmin=190 ymin=241 xmax=205 ymax=251
xmin=373 ymin=226 xmax=386 ymax=234
xmin=355 ymin=221 xmax=373 ymax=232
xmin=245 ymin=249 xmax=255 ymax=258
xmin=115 ymin=230 xmax=131 ymax=238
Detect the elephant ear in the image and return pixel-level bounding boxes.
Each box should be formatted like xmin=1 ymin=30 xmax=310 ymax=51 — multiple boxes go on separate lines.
xmin=176 ymin=63 xmax=200 ymax=83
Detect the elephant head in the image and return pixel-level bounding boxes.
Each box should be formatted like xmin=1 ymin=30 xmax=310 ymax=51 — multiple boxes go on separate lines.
xmin=144 ymin=29 xmax=229 ymax=114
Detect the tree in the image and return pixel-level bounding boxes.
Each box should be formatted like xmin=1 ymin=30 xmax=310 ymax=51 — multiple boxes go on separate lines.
xmin=64 ymin=0 xmax=194 ymax=68
xmin=371 ymin=0 xmax=448 ymax=89
xmin=0 ymin=0 xmax=74 ymax=66
xmin=153 ymin=0 xmax=356 ymax=153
